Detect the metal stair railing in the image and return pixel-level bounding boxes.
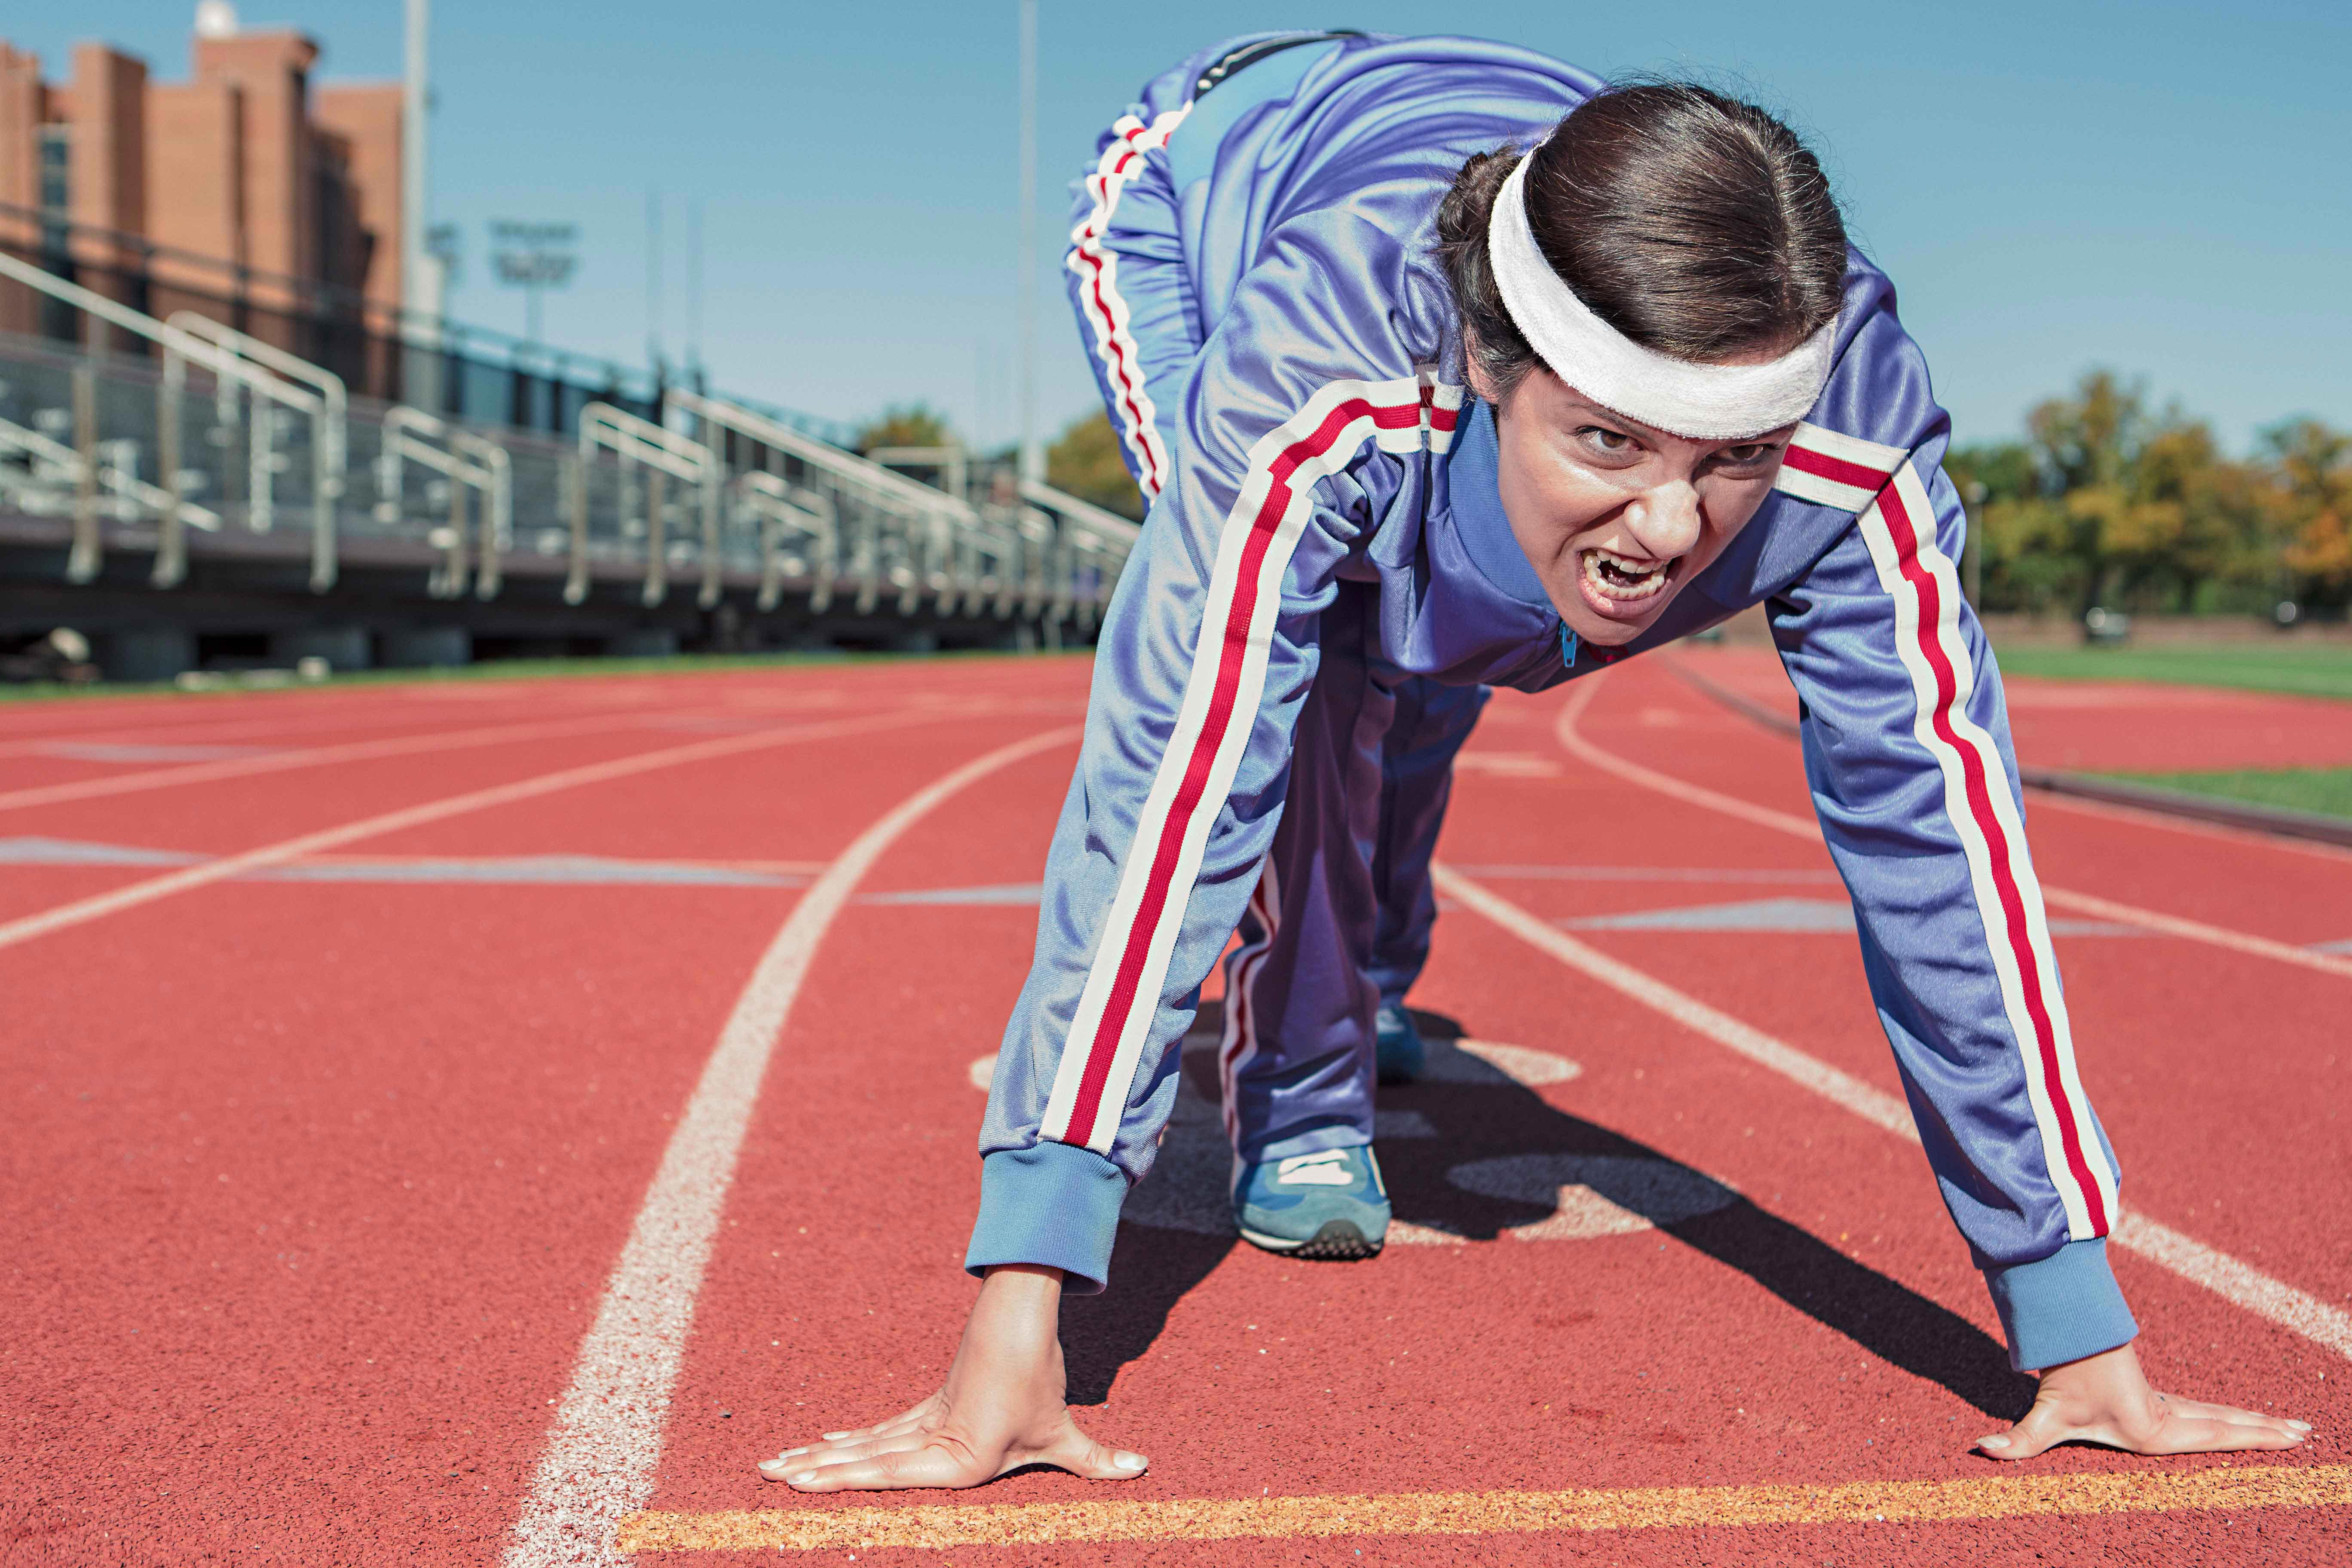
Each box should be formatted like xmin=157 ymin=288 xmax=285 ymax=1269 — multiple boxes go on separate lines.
xmin=1020 ymin=479 xmax=1140 ymax=634
xmin=166 ymin=310 xmax=348 ymax=566
xmin=666 ymin=389 xmax=975 ymax=618
xmin=376 ymin=406 xmax=513 ymax=601
xmin=0 ymin=250 xmax=341 ymax=591
xmin=735 ymin=470 xmax=839 ymax=613
xmin=573 ymin=401 xmax=720 ymax=608
xmin=0 ymin=411 xmax=222 ymax=540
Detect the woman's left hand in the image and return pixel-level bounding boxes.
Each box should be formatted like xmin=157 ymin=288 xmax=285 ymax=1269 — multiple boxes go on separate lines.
xmin=1978 ymin=1342 xmax=2312 ymax=1458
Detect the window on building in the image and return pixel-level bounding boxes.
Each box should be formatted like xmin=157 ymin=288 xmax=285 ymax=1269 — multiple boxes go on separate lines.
xmin=37 ymin=125 xmax=71 ymax=252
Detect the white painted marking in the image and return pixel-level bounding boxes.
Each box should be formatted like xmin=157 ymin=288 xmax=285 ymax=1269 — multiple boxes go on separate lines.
xmin=1446 ymin=1039 xmax=1581 ymax=1087
xmin=1433 ymin=861 xmax=2352 ymax=1363
xmin=0 ymin=710 xmax=945 ymax=954
xmin=1558 ymin=677 xmax=2352 ymax=980
xmin=2113 ymin=1213 xmax=2352 ymax=1360
xmin=1446 ymin=1153 xmax=1740 ymax=1242
xmin=503 ymin=726 xmax=1078 ymax=1568
xmin=968 ymin=1053 xmax=998 ymax=1093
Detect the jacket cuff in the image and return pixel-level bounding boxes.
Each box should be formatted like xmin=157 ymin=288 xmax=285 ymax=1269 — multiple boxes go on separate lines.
xmin=1982 ymin=1237 xmax=2138 ymax=1372
xmin=964 ymin=1143 xmax=1127 ymax=1295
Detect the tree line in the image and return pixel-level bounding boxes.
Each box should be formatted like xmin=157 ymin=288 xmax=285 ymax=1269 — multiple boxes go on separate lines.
xmin=860 ymin=371 xmax=2352 ymax=622
xmin=1948 ymin=371 xmax=2349 ymax=620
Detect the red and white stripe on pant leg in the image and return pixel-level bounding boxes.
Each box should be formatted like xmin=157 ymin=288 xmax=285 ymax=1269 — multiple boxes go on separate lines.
xmin=1039 ymin=374 xmax=1456 ymax=1152
xmin=1066 ymin=107 xmax=1192 ymax=502
xmin=1783 ymin=423 xmax=2118 ymax=1238
xmin=1216 ymin=860 xmax=1280 ymax=1152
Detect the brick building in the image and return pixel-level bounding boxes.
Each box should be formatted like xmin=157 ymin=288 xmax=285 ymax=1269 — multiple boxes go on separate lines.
xmin=0 ymin=4 xmax=403 ymax=332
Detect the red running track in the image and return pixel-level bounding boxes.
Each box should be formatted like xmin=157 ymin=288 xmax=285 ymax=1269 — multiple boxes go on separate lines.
xmin=1 ymin=653 xmax=2344 ymax=1565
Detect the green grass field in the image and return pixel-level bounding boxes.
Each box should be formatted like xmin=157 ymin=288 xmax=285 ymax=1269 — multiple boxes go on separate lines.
xmin=2100 ymin=766 xmax=2352 ymax=822
xmin=1993 ymin=641 xmax=2352 ymax=702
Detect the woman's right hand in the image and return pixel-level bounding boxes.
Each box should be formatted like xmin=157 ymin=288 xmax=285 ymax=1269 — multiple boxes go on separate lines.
xmin=759 ymin=1263 xmax=1150 ymax=1491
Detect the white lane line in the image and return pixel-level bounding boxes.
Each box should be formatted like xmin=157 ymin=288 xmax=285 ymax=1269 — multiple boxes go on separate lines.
xmin=502 ymin=725 xmax=1080 ymax=1568
xmin=1431 ymin=863 xmax=2352 ymax=1363
xmin=0 ymin=710 xmax=679 ymax=814
xmin=1550 ymin=679 xmax=2352 ymax=982
xmin=0 ymin=709 xmax=949 ymax=954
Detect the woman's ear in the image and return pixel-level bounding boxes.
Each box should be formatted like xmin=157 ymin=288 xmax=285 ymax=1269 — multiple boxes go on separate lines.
xmin=1460 ymin=332 xmax=1520 ymax=410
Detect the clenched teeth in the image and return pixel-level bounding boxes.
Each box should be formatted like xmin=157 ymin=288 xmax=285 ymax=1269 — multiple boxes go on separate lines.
xmin=1581 ymin=547 xmax=1677 ymax=601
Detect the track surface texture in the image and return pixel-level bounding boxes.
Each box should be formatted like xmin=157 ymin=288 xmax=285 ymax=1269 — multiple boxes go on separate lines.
xmin=3 ymin=649 xmax=2344 ymax=1565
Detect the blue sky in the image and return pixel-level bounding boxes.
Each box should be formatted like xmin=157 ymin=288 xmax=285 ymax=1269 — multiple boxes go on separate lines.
xmin=17 ymin=3 xmax=2348 ymax=452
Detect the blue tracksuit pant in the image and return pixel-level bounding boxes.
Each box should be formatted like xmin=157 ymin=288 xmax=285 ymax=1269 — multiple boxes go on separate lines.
xmin=1060 ymin=34 xmax=1485 ymax=1161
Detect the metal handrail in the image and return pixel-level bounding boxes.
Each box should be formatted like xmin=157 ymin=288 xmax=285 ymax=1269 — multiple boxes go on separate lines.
xmin=166 ymin=311 xmax=348 ymax=482
xmin=1020 ymin=480 xmax=1139 ymax=631
xmin=576 ymin=402 xmax=720 ymax=607
xmin=737 ymin=470 xmax=838 ymax=613
xmin=0 ymin=414 xmax=222 ymax=531
xmin=378 ymin=406 xmax=512 ymax=600
xmin=0 ymin=249 xmax=339 ymax=591
xmin=668 ymin=389 xmax=987 ymax=617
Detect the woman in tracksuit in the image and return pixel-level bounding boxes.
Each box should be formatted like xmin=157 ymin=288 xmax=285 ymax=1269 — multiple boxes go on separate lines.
xmin=764 ymin=32 xmax=2306 ymax=1488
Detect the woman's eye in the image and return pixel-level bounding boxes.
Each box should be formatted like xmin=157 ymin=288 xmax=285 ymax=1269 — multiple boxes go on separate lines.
xmin=1577 ymin=426 xmax=1635 ymax=455
xmin=1718 ymin=443 xmax=1776 ymax=468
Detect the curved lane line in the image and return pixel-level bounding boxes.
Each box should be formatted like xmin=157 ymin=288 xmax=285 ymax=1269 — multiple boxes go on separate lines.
xmin=1552 ymin=677 xmax=2352 ymax=982
xmin=1430 ymin=862 xmax=2352 ymax=1362
xmin=501 ymin=725 xmax=1081 ymax=1568
xmin=0 ymin=708 xmax=952 ymax=954
xmin=0 ymin=710 xmax=703 ymax=814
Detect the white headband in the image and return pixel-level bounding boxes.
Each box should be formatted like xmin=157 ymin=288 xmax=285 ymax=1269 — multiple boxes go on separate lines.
xmin=1485 ymin=154 xmax=1835 ymax=441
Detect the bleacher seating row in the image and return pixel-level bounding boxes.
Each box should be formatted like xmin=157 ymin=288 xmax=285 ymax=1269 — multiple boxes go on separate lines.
xmin=0 ymin=251 xmax=1138 ymax=661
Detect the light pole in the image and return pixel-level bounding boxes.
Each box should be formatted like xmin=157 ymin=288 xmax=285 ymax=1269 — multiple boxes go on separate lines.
xmin=490 ymin=221 xmax=578 ymax=347
xmin=401 ymin=0 xmax=440 ymax=406
xmin=1017 ymin=0 xmax=1038 ymax=482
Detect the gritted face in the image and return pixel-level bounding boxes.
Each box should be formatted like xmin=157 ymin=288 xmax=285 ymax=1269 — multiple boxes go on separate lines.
xmin=1481 ymin=367 xmax=1792 ymax=646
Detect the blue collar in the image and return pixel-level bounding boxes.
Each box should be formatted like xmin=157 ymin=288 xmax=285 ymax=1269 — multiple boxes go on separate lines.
xmin=1450 ymin=400 xmax=1550 ymax=608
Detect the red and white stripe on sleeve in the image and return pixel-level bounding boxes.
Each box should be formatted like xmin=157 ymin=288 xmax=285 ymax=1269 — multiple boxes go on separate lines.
xmin=1039 ymin=372 xmax=1461 ymax=1153
xmin=1775 ymin=423 xmax=2118 ymax=1239
xmin=1067 ymin=107 xmax=1193 ymax=502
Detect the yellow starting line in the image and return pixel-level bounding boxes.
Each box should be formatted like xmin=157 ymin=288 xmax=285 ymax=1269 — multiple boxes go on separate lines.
xmin=617 ymin=1464 xmax=2349 ymax=1553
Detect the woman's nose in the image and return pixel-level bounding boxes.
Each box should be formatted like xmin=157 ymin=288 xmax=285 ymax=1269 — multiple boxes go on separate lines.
xmin=1626 ymin=480 xmax=1703 ymax=558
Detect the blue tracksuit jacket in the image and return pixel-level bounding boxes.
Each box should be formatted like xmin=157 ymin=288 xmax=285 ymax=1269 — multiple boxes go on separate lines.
xmin=967 ymin=31 xmax=2134 ymax=1372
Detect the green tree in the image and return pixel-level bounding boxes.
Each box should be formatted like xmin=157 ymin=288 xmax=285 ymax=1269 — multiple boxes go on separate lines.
xmin=1046 ymin=409 xmax=1147 ymax=521
xmin=1971 ymin=371 xmax=2269 ymax=618
xmin=855 ymin=404 xmax=954 ymax=454
xmin=2266 ymin=420 xmax=2352 ymax=608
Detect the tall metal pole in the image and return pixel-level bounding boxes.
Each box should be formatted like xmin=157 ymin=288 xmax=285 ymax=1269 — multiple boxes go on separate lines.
xmin=646 ymin=190 xmax=664 ymax=382
xmin=401 ymin=0 xmax=438 ymax=405
xmin=1017 ymin=0 xmax=1038 ymax=482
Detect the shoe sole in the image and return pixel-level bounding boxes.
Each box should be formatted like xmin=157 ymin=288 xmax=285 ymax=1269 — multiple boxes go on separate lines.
xmin=1237 ymin=1218 xmax=1384 ymax=1260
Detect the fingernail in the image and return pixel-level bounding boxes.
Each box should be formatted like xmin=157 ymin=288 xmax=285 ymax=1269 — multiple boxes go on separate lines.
xmin=1114 ymin=1452 xmax=1146 ymax=1470
xmin=789 ymin=1473 xmax=816 ymax=1486
xmin=2289 ymin=1421 xmax=2313 ymax=1432
xmin=779 ymin=1447 xmax=807 ymax=1458
xmin=1978 ymin=1435 xmax=2009 ymax=1450
xmin=821 ymin=1431 xmax=850 ymax=1441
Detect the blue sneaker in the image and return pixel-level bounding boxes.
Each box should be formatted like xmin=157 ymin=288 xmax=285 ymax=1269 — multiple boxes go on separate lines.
xmin=1374 ymin=1003 xmax=1425 ymax=1085
xmin=1232 ymin=1146 xmax=1390 ymax=1259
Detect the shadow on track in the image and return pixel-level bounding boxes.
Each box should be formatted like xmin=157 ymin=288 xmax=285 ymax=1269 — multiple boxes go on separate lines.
xmin=1062 ymin=1004 xmax=2033 ymax=1421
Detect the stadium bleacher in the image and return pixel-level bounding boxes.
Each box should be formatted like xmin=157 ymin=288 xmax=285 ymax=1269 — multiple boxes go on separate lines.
xmin=0 ymin=221 xmax=1134 ymax=681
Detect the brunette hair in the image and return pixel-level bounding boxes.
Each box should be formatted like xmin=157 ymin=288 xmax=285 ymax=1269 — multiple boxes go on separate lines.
xmin=1436 ymin=83 xmax=1848 ymax=400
